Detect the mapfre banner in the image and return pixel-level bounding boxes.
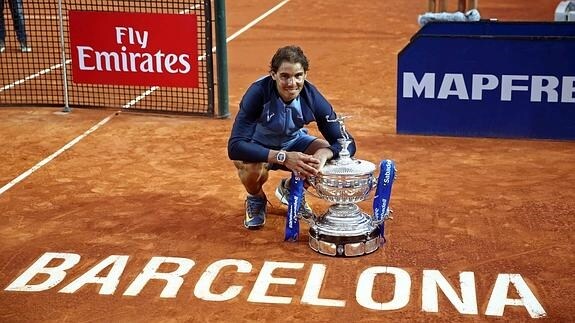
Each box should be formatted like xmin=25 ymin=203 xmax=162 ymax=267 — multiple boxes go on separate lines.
xmin=69 ymin=11 xmax=199 ymax=88
xmin=397 ymin=22 xmax=575 ymax=140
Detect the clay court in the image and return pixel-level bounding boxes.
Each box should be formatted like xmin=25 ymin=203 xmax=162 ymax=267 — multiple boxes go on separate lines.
xmin=1 ymin=0 xmax=574 ymax=322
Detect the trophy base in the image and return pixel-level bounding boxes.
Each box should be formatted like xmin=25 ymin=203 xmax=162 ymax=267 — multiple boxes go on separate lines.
xmin=308 ymin=204 xmax=382 ymax=257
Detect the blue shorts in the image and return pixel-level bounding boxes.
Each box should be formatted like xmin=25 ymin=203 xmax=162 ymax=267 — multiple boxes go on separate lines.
xmin=283 ymin=132 xmax=316 ymax=152
xmin=267 ymin=132 xmax=317 ymax=171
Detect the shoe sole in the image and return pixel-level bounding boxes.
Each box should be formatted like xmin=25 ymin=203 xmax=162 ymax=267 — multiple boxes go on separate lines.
xmin=244 ymin=223 xmax=264 ymax=230
xmin=244 ymin=219 xmax=265 ymax=230
xmin=244 ymin=211 xmax=266 ymax=230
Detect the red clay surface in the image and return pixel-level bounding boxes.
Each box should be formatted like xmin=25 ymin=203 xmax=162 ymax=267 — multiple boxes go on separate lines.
xmin=1 ymin=1 xmax=573 ymax=322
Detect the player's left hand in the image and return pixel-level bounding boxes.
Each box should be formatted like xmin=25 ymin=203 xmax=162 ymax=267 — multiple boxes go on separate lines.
xmin=312 ymin=148 xmax=334 ymax=171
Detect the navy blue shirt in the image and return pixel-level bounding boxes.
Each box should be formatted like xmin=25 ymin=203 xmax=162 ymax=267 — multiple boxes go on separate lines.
xmin=228 ymin=75 xmax=356 ymax=162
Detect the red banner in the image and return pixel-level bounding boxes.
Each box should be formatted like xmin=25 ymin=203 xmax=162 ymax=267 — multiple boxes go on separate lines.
xmin=69 ymin=11 xmax=199 ymax=88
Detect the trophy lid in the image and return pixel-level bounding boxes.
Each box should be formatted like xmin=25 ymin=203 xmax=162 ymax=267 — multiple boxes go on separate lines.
xmin=320 ymin=115 xmax=376 ymax=176
xmin=321 ymin=158 xmax=376 ymax=176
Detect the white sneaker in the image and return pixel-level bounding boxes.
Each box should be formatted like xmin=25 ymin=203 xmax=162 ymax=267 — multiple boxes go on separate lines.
xmin=274 ymin=178 xmax=290 ymax=205
xmin=275 ymin=178 xmax=314 ymax=219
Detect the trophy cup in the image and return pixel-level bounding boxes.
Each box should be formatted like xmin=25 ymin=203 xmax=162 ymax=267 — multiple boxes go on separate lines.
xmin=299 ymin=116 xmax=396 ymax=257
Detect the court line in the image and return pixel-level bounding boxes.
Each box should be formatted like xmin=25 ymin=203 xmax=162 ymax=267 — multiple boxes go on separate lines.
xmin=0 ymin=113 xmax=117 ymax=196
xmin=0 ymin=1 xmax=290 ymax=195
xmin=226 ymin=0 xmax=290 ymax=43
xmin=0 ymin=60 xmax=71 ymax=93
xmin=124 ymin=0 xmax=291 ymax=108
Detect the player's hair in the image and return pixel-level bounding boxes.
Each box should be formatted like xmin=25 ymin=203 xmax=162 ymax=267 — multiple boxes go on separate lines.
xmin=269 ymin=45 xmax=309 ymax=73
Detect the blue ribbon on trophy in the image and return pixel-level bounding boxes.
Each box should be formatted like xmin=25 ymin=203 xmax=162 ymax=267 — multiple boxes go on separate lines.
xmin=284 ymin=172 xmax=304 ymax=241
xmin=372 ymin=159 xmax=396 ymax=243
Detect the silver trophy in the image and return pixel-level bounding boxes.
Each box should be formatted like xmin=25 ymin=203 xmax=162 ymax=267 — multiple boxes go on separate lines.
xmin=303 ymin=116 xmax=395 ymax=257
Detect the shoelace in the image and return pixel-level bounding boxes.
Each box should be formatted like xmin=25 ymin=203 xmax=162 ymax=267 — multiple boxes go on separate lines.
xmin=246 ymin=198 xmax=266 ymax=216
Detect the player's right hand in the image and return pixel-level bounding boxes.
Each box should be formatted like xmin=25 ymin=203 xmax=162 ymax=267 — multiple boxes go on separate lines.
xmin=285 ymin=151 xmax=320 ymax=178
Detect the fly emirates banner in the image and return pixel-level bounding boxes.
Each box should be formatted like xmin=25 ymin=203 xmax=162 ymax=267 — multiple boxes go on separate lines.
xmin=69 ymin=11 xmax=199 ymax=88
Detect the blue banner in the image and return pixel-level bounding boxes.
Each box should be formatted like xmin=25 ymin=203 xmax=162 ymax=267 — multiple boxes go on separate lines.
xmin=397 ymin=22 xmax=575 ymax=140
xmin=373 ymin=160 xmax=396 ymax=241
xmin=284 ymin=173 xmax=303 ymax=241
xmin=417 ymin=21 xmax=575 ymax=37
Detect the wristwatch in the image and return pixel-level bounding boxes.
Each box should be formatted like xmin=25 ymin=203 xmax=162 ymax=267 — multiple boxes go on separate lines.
xmin=276 ymin=150 xmax=287 ymax=165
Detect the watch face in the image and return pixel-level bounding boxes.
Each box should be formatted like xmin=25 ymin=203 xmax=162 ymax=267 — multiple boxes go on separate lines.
xmin=277 ymin=151 xmax=286 ymax=163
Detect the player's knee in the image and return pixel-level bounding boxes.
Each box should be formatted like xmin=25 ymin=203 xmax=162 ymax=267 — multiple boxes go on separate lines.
xmin=235 ymin=161 xmax=268 ymax=181
xmin=234 ymin=162 xmax=268 ymax=195
xmin=235 ymin=161 xmax=263 ymax=172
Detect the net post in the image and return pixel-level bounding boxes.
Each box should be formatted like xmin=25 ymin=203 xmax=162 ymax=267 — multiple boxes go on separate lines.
xmin=58 ymin=0 xmax=71 ymax=113
xmin=214 ymin=0 xmax=230 ymax=118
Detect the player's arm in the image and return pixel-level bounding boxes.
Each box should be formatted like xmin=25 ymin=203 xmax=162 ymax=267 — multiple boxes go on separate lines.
xmin=312 ymin=90 xmax=357 ymax=158
xmin=312 ymin=147 xmax=334 ymax=170
xmin=227 ymin=86 xmax=270 ymax=162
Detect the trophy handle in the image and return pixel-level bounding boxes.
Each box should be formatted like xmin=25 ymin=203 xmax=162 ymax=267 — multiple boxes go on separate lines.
xmin=298 ymin=202 xmax=318 ymax=225
xmin=371 ymin=207 xmax=393 ymax=225
xmin=305 ymin=176 xmax=322 ymax=199
xmin=372 ymin=176 xmax=378 ymax=190
xmin=301 ymin=213 xmax=316 ymax=226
